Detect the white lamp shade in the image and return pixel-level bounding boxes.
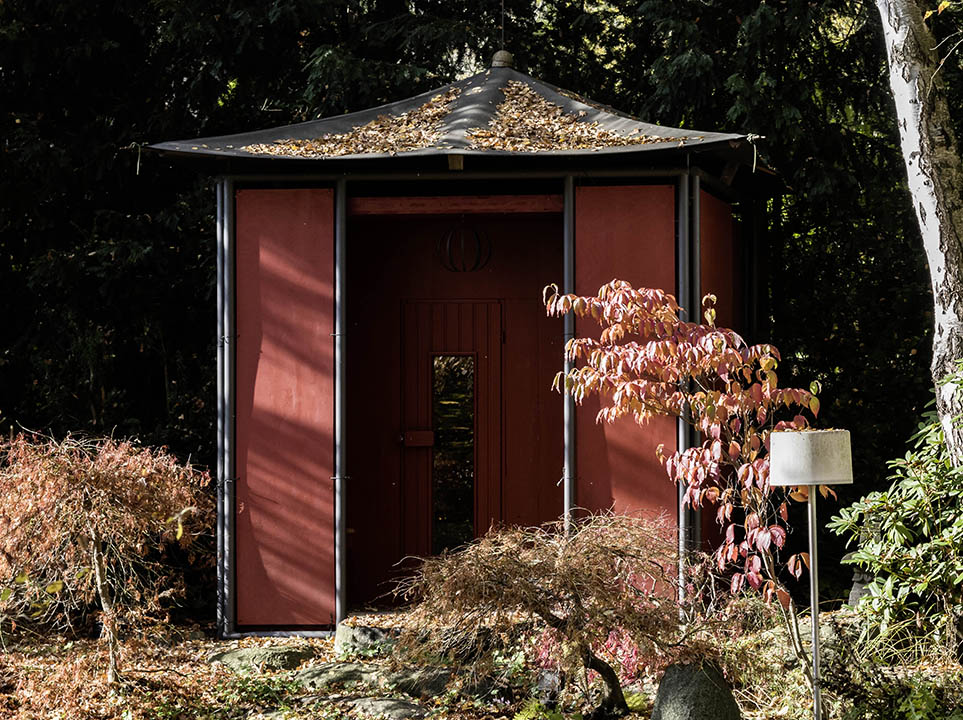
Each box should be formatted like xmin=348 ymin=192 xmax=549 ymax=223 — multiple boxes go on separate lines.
xmin=769 ymin=429 xmax=853 ymax=487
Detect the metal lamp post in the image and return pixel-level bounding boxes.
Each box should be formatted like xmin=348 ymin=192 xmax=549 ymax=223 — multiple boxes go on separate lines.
xmin=770 ymin=429 xmax=853 ymax=720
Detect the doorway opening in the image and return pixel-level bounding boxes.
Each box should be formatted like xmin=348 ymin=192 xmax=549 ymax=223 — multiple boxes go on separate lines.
xmin=346 ymin=209 xmax=563 ymax=609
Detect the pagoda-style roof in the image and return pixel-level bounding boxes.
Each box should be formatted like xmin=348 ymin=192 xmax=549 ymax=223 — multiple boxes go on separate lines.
xmin=150 ymin=57 xmax=752 ymax=169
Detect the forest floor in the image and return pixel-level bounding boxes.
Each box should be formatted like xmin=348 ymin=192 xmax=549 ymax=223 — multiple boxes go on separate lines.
xmin=0 ymin=617 xmax=562 ymax=720
xmin=1 ymin=612 xmax=961 ymax=720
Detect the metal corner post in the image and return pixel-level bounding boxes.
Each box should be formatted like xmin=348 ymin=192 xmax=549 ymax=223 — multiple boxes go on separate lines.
xmin=334 ymin=179 xmax=348 ymax=623
xmin=675 ymin=174 xmax=691 ymax=597
xmin=562 ymin=175 xmax=576 ymax=534
xmin=217 ymin=177 xmax=237 ymax=637
xmin=215 ymin=180 xmax=225 ymax=636
xmin=688 ymin=173 xmax=702 ymax=550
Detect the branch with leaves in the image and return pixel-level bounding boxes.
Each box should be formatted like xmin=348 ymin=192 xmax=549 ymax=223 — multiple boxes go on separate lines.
xmin=545 ymin=279 xmax=833 ymax=686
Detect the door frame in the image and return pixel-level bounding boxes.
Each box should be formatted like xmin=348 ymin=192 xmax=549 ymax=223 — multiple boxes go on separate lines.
xmin=401 ymin=299 xmax=503 ymax=558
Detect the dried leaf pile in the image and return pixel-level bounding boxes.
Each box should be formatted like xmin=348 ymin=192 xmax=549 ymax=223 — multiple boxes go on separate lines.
xmin=0 ymin=631 xmax=334 ymax=720
xmin=243 ymin=88 xmax=461 ymax=158
xmin=467 ymin=80 xmax=683 ymax=152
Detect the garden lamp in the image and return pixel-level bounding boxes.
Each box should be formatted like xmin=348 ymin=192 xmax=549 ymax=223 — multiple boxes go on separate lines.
xmin=770 ymin=429 xmax=853 ymax=720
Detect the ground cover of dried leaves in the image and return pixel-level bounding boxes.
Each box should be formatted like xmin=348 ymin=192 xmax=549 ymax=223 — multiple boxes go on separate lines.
xmin=0 ymin=620 xmax=513 ymax=720
xmin=5 ymin=613 xmax=958 ymax=720
xmin=0 ymin=627 xmax=328 ymax=719
xmin=466 ymin=81 xmax=682 ymax=152
xmin=243 ymin=89 xmax=461 ymax=159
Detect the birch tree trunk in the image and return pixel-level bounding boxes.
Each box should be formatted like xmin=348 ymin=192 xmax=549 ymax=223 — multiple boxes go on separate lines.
xmin=876 ymin=0 xmax=963 ymax=462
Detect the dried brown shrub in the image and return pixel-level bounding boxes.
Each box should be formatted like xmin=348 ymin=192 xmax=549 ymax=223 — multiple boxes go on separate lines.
xmin=0 ymin=432 xmax=213 ymax=681
xmin=397 ymin=513 xmax=692 ymax=719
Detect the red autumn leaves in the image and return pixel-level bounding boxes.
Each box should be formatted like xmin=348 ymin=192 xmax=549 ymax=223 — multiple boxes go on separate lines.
xmin=546 ymin=279 xmax=820 ymax=609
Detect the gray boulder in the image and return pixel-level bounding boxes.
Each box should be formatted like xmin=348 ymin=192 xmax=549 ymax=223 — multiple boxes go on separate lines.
xmin=794 ymin=612 xmax=861 ymax=669
xmin=537 ymin=670 xmax=563 ymax=708
xmin=294 ymin=661 xmax=383 ymax=691
xmin=335 ymin=621 xmax=399 ymax=656
xmin=383 ymin=666 xmax=451 ymax=699
xmin=208 ymin=646 xmax=315 ymax=674
xmin=755 ymin=611 xmax=861 ymax=670
xmin=651 ymin=663 xmax=741 ymax=720
xmin=350 ymin=697 xmax=429 ymax=719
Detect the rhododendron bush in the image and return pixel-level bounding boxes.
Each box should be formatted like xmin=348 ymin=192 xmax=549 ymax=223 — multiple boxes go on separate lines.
xmin=0 ymin=432 xmax=214 ymax=682
xmin=545 ymin=280 xmax=827 ymax=685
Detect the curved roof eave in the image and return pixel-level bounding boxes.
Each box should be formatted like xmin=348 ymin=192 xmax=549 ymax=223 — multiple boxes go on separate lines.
xmin=148 ymin=65 xmax=758 ymax=172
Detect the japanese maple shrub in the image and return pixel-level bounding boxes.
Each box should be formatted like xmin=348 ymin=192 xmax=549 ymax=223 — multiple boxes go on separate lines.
xmin=0 ymin=432 xmax=213 ymax=682
xmin=398 ymin=513 xmax=697 ymax=720
xmin=545 ymin=280 xmax=823 ymax=683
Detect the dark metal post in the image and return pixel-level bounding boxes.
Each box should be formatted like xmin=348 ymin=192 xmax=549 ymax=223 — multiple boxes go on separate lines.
xmin=675 ymin=174 xmax=691 ymax=599
xmin=222 ymin=178 xmax=237 ymax=636
xmin=215 ymin=180 xmax=225 ymax=636
xmin=562 ymin=175 xmax=576 ymax=534
xmin=688 ymin=173 xmax=702 ymax=550
xmin=334 ymin=179 xmax=348 ymax=622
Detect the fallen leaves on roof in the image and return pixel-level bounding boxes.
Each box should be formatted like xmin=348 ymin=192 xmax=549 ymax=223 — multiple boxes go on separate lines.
xmin=467 ymin=80 xmax=684 ymax=152
xmin=242 ymin=88 xmax=461 ymax=158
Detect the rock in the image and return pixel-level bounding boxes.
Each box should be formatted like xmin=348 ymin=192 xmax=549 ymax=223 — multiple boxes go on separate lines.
xmin=295 ymin=660 xmax=450 ymax=700
xmin=848 ymin=567 xmax=874 ymax=606
xmin=208 ymin=646 xmax=315 ymax=674
xmin=794 ymin=611 xmax=861 ymax=669
xmin=537 ymin=670 xmax=563 ymax=708
xmin=457 ymin=673 xmax=517 ymax=704
xmin=755 ymin=611 xmax=861 ymax=670
xmin=458 ymin=673 xmax=497 ymax=700
xmin=335 ymin=621 xmax=399 ymax=656
xmin=294 ymin=661 xmax=383 ymax=691
xmin=383 ymin=666 xmax=452 ymax=698
xmin=651 ymin=662 xmax=741 ymax=720
xmin=350 ymin=697 xmax=429 ymax=719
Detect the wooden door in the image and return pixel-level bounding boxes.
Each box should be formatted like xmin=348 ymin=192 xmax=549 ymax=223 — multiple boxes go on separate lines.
xmin=402 ymin=301 xmax=502 ymax=557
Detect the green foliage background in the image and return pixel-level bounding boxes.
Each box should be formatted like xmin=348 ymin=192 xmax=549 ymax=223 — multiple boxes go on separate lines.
xmin=3 ymin=0 xmax=959 ymax=597
xmin=830 ymin=397 xmax=963 ymax=657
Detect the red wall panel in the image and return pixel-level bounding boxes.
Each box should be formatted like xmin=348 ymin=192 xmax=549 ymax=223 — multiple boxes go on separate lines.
xmin=574 ymin=186 xmax=678 ymax=521
xmin=234 ymin=188 xmax=335 ymax=626
xmin=699 ymin=189 xmax=738 ymax=546
xmin=700 ymin=190 xmax=737 ymax=331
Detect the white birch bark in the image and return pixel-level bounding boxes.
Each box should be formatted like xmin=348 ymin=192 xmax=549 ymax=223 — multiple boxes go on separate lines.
xmin=877 ymin=0 xmax=963 ymax=462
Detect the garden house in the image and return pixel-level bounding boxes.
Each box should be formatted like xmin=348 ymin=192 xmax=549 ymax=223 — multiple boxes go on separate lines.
xmin=150 ymin=51 xmax=772 ymax=637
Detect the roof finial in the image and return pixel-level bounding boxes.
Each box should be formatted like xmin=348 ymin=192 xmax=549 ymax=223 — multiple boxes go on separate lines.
xmin=492 ymin=49 xmax=514 ymax=68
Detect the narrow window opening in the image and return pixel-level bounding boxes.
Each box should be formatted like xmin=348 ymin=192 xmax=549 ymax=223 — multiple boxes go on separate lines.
xmin=431 ymin=354 xmax=475 ymax=554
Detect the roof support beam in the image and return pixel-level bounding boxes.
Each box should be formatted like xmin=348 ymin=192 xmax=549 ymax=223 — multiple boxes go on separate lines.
xmin=224 ymin=168 xmax=692 ymax=183
xmin=348 ymin=194 xmax=563 ymax=215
